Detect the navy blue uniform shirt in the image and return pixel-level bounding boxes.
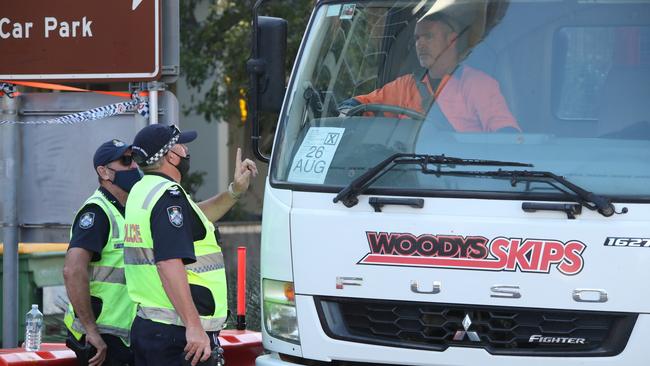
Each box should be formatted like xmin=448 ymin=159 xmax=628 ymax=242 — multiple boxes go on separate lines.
xmin=147 ymin=173 xmax=208 ymax=265
xmin=69 ymin=187 xmax=125 ymax=262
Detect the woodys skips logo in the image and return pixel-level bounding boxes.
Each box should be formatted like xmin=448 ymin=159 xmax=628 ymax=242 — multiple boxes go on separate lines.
xmin=358 ymin=232 xmax=586 ymax=275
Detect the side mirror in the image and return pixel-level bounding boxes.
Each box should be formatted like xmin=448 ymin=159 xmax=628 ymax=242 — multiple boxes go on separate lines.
xmin=255 ymin=16 xmax=287 ymax=113
xmin=248 ymin=8 xmax=289 ymax=162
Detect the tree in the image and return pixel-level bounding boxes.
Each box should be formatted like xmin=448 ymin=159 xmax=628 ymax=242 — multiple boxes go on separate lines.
xmin=180 ymin=0 xmax=313 ymax=127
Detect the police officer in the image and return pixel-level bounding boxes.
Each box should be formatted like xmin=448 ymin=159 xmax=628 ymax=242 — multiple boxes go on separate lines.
xmin=124 ymin=124 xmax=257 ymax=366
xmin=63 ymin=139 xmax=142 ymax=366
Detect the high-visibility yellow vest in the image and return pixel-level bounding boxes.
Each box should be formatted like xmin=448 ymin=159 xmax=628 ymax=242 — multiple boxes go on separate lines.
xmin=123 ymin=174 xmax=227 ymax=331
xmin=64 ymin=190 xmax=136 ymax=344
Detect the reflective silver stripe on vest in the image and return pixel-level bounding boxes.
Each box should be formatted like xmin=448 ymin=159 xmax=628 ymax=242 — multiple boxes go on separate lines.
xmin=91 ymin=266 xmax=126 ymax=284
xmin=88 ymin=197 xmax=120 ymax=239
xmin=123 ymin=247 xmax=155 ymax=265
xmin=70 ymin=318 xmax=130 ymax=340
xmin=125 ymin=248 xmax=224 ymax=274
xmin=142 ymin=181 xmax=171 ymax=210
xmin=185 ymin=252 xmax=225 ymax=273
xmin=137 ymin=306 xmax=226 ymax=332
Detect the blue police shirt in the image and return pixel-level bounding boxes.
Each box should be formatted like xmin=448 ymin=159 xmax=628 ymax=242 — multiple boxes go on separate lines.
xmin=147 ymin=173 xmax=209 ymax=264
xmin=69 ymin=187 xmax=125 ymax=262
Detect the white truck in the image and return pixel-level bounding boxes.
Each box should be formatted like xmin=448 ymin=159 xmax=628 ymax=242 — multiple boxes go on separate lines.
xmin=248 ymin=0 xmax=650 ymax=365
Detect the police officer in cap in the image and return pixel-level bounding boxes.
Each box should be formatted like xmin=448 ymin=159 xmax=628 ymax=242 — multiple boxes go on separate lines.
xmin=64 ymin=139 xmax=141 ymax=366
xmin=124 ymin=124 xmax=258 ymax=366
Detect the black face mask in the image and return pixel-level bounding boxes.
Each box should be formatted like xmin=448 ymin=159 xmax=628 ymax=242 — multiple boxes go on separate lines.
xmin=109 ymin=168 xmax=143 ymax=193
xmin=173 ymin=153 xmax=191 ymax=180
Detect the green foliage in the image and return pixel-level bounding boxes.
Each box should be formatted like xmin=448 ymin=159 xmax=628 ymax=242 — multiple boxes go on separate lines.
xmin=180 ymin=0 xmax=314 ymax=124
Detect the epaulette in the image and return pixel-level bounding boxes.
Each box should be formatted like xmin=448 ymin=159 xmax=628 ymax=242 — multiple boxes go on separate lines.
xmin=166 ymin=185 xmax=182 ymax=197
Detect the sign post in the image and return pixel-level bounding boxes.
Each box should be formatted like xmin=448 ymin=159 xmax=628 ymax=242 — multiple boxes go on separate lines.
xmin=0 ymin=0 xmax=161 ymax=81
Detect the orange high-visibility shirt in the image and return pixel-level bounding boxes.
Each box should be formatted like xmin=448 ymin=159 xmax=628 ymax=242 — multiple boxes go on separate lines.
xmin=353 ymin=66 xmax=521 ymax=132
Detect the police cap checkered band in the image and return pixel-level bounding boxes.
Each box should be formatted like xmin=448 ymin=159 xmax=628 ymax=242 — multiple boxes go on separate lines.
xmin=145 ymin=132 xmax=180 ymax=165
xmin=132 ymin=124 xmax=197 ymax=166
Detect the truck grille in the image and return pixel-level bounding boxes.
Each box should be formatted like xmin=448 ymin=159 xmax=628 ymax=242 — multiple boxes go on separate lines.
xmin=315 ymin=297 xmax=636 ymax=356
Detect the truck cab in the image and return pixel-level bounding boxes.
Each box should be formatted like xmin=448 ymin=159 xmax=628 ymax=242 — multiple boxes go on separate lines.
xmin=251 ymin=1 xmax=650 ymax=365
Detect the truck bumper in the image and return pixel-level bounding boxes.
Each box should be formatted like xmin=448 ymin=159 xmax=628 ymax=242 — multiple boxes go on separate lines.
xmin=256 ymin=353 xmax=296 ymax=366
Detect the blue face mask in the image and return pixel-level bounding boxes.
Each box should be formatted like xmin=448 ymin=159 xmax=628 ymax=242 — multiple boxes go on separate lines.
xmin=109 ymin=168 xmax=143 ymax=193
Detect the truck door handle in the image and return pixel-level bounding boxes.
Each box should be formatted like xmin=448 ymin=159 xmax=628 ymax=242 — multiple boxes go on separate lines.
xmin=369 ymin=197 xmax=424 ymax=212
xmin=521 ymin=202 xmax=582 ymax=219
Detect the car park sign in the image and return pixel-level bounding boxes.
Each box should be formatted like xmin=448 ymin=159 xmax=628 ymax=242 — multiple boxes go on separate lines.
xmin=0 ymin=0 xmax=160 ymax=81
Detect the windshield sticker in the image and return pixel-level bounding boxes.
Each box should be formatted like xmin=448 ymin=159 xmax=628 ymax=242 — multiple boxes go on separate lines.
xmin=604 ymin=237 xmax=650 ymax=247
xmin=288 ymin=127 xmax=344 ymax=184
xmin=340 ymin=4 xmax=356 ymax=20
xmin=326 ymin=4 xmax=342 ymax=17
xmin=358 ymin=232 xmax=586 ymax=276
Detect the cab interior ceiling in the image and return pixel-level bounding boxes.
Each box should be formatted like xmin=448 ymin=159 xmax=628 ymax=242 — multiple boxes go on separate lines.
xmin=371 ymin=0 xmax=649 ymax=137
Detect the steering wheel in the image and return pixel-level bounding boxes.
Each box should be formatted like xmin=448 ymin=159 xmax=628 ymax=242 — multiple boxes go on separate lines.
xmin=346 ymin=103 xmax=425 ymax=120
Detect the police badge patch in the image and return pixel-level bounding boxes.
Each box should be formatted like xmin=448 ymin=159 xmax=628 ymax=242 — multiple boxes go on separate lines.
xmin=167 ymin=206 xmax=183 ymax=227
xmin=79 ymin=212 xmax=95 ymax=229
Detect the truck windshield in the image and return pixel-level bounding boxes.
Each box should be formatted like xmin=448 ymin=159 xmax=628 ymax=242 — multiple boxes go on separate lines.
xmin=271 ymin=0 xmax=650 ymax=200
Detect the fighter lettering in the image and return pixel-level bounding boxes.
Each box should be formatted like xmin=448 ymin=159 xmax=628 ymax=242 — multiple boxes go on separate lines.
xmin=44 ymin=16 xmax=93 ymax=38
xmin=529 ymin=334 xmax=586 ymax=344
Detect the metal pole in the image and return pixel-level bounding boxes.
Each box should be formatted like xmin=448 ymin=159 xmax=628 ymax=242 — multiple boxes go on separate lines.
xmin=148 ymin=81 xmax=165 ymax=125
xmin=149 ymin=90 xmax=158 ymax=124
xmin=2 ymin=92 xmax=20 ymax=347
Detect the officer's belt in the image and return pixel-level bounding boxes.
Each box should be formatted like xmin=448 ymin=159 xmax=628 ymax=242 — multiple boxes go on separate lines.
xmin=124 ymin=247 xmax=225 ymax=273
xmin=136 ymin=305 xmax=226 ymax=331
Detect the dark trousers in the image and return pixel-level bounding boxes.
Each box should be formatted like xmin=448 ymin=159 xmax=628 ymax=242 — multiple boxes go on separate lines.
xmin=131 ymin=316 xmax=218 ymax=366
xmin=67 ymin=331 xmax=134 ymax=366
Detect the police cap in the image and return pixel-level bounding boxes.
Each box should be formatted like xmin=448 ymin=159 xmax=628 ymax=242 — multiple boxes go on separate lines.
xmin=93 ymin=139 xmax=130 ymax=169
xmin=131 ymin=124 xmax=197 ymax=167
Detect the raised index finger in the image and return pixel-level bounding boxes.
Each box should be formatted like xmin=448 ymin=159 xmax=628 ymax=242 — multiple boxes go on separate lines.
xmin=235 ymin=147 xmax=242 ymax=172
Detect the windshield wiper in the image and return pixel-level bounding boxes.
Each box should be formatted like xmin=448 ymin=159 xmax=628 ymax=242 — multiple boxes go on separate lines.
xmin=423 ymin=168 xmax=625 ymax=217
xmin=333 ymin=153 xmax=533 ymax=208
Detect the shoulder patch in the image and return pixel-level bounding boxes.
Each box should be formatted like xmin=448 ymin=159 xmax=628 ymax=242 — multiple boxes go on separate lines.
xmin=79 ymin=212 xmax=95 ymax=229
xmin=167 ymin=206 xmax=183 ymax=227
xmin=166 ymin=185 xmax=181 ymax=197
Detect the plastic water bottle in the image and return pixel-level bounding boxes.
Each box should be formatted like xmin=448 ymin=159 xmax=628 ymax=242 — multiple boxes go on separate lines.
xmin=24 ymin=304 xmax=43 ymax=351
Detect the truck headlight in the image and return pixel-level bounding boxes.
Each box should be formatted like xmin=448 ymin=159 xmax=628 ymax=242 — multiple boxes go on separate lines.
xmin=263 ymin=279 xmax=300 ymax=344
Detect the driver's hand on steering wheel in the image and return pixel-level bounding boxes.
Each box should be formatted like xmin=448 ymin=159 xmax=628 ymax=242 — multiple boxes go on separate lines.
xmin=337 ymin=98 xmax=359 ymax=117
xmin=338 ymin=107 xmax=351 ymax=117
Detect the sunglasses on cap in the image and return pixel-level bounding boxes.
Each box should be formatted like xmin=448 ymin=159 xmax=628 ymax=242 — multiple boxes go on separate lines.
xmin=170 ymin=124 xmax=181 ymax=136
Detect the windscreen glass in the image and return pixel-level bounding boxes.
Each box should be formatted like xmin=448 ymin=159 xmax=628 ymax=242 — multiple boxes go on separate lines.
xmin=272 ymin=0 xmax=650 ymax=199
